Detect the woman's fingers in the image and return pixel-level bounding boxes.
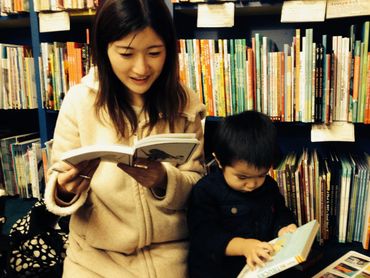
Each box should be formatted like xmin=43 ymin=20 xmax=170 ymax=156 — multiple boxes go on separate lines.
xmin=57 ymin=158 xmax=100 ymax=194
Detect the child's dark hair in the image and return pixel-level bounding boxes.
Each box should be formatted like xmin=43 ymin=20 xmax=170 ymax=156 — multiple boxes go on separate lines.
xmin=213 ymin=111 xmax=277 ymax=169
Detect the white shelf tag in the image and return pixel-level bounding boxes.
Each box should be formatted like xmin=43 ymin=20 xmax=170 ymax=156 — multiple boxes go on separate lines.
xmin=39 ymin=11 xmax=71 ymax=33
xmin=326 ymin=0 xmax=370 ymax=19
xmin=311 ymin=122 xmax=355 ymax=142
xmin=281 ymin=0 xmax=326 ymax=23
xmin=197 ymin=3 xmax=234 ymax=28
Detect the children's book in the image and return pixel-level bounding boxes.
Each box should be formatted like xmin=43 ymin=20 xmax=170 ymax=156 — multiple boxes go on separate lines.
xmin=313 ymin=250 xmax=370 ymax=278
xmin=60 ymin=133 xmax=200 ymax=166
xmin=237 ymin=219 xmax=320 ymax=278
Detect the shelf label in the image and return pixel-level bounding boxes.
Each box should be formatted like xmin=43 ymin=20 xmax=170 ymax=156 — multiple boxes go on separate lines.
xmin=326 ymin=0 xmax=370 ymax=19
xmin=311 ymin=122 xmax=355 ymax=142
xmin=197 ymin=3 xmax=234 ymax=28
xmin=39 ymin=11 xmax=70 ymax=33
xmin=281 ymin=0 xmax=326 ymax=23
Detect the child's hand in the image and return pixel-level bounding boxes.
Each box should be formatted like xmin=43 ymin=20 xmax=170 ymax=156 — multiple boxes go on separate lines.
xmin=278 ymin=223 xmax=297 ymax=237
xmin=241 ymin=239 xmax=274 ymax=270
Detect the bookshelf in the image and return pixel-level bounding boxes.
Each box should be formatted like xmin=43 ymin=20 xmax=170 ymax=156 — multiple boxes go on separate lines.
xmin=0 ymin=2 xmax=96 ymax=199
xmin=29 ymin=3 xmax=95 ymax=144
xmin=172 ymin=0 xmax=370 ymax=255
xmin=0 ymin=3 xmax=95 ymax=143
xmin=0 ymin=11 xmax=39 ymax=137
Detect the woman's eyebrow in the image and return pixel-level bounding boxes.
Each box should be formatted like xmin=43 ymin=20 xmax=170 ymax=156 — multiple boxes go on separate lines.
xmin=115 ymin=44 xmax=165 ymax=50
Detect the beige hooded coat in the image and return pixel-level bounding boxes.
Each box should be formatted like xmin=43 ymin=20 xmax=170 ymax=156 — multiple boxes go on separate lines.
xmin=44 ymin=69 xmax=206 ymax=278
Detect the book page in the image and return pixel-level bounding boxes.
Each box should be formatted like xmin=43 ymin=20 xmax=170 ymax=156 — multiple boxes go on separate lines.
xmin=60 ymin=144 xmax=134 ymax=166
xmin=326 ymin=0 xmax=370 ymax=19
xmin=281 ymin=0 xmax=326 ymax=23
xmin=197 ymin=3 xmax=234 ymax=28
xmin=311 ymin=122 xmax=355 ymax=142
xmin=135 ymin=141 xmax=198 ymax=165
xmin=136 ymin=133 xmax=196 ymax=145
xmin=313 ymin=251 xmax=370 ymax=277
xmin=60 ymin=134 xmax=199 ymax=166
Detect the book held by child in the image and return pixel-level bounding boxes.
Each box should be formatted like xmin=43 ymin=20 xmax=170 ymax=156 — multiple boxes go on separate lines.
xmin=237 ymin=219 xmax=320 ymax=278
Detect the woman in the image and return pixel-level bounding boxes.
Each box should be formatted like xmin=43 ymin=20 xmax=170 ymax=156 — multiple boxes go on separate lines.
xmin=44 ymin=0 xmax=205 ymax=277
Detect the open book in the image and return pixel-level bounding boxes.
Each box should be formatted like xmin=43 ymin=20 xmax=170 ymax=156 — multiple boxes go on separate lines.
xmin=313 ymin=250 xmax=370 ymax=278
xmin=60 ymin=133 xmax=200 ymax=166
xmin=237 ymin=219 xmax=320 ymax=278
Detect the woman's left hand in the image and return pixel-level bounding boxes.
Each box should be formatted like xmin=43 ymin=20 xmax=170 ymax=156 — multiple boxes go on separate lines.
xmin=117 ymin=158 xmax=167 ymax=189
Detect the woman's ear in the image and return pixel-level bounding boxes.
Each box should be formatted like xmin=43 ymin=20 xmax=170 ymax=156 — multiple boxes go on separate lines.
xmin=212 ymin=153 xmax=222 ymax=169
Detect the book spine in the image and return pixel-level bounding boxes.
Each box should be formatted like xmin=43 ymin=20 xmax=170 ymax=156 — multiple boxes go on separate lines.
xmin=365 ymin=52 xmax=370 ymax=124
xmin=295 ymin=29 xmax=301 ymax=121
xmin=247 ymin=47 xmax=254 ymax=111
xmin=255 ymin=33 xmax=262 ymax=112
xmin=358 ymin=21 xmax=369 ymax=122
xmin=193 ymin=39 xmax=204 ymax=104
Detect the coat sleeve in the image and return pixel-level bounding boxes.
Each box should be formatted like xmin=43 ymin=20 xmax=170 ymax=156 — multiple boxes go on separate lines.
xmin=44 ymin=85 xmax=91 ymax=216
xmin=187 ymin=179 xmax=235 ymax=265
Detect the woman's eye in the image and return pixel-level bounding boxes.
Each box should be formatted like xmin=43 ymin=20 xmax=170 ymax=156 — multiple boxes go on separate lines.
xmin=120 ymin=53 xmax=132 ymax=57
xmin=149 ymin=51 xmax=161 ymax=56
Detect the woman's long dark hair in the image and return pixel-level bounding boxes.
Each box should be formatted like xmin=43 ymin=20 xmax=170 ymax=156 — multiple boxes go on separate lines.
xmin=92 ymin=0 xmax=187 ymax=138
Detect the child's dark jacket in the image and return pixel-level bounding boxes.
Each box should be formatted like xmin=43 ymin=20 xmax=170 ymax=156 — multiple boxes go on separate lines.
xmin=187 ymin=169 xmax=296 ymax=278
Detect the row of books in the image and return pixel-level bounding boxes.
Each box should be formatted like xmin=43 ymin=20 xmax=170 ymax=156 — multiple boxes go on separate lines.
xmin=271 ymin=149 xmax=370 ymax=248
xmin=178 ymin=21 xmax=370 ymax=123
xmin=33 ymin=0 xmax=100 ymax=12
xmin=0 ymin=43 xmax=38 ymax=110
xmin=0 ymin=0 xmax=29 ymax=16
xmin=0 ymin=132 xmax=52 ymax=199
xmin=39 ymin=40 xmax=92 ymax=110
xmin=0 ymin=0 xmax=101 ymax=16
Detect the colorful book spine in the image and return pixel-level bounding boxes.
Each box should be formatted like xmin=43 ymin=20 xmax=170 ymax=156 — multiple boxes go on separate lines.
xmin=358 ymin=21 xmax=369 ymax=122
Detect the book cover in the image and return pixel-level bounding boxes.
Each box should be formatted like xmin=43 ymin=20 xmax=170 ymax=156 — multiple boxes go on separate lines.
xmin=60 ymin=133 xmax=199 ymax=167
xmin=313 ymin=250 xmax=370 ymax=278
xmin=237 ymin=219 xmax=320 ymax=278
xmin=361 ymin=153 xmax=370 ymax=249
xmin=0 ymin=132 xmax=39 ymax=196
xmin=10 ymin=137 xmax=41 ymax=198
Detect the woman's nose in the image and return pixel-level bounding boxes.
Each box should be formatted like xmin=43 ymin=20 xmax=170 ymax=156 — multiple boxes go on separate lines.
xmin=133 ymin=55 xmax=149 ymax=74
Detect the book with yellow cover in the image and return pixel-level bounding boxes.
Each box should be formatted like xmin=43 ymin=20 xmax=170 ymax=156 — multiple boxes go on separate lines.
xmin=60 ymin=133 xmax=199 ymax=166
xmin=237 ymin=219 xmax=319 ymax=278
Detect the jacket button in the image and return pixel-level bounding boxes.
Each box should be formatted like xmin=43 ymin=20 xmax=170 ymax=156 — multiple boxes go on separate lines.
xmin=231 ymin=207 xmax=238 ymax=214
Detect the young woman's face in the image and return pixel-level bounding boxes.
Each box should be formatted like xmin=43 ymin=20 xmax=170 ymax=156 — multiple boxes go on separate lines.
xmin=222 ymin=160 xmax=270 ymax=193
xmin=107 ymin=27 xmax=166 ymax=106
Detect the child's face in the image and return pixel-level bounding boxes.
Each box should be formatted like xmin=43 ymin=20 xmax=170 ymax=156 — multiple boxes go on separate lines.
xmin=222 ymin=160 xmax=270 ymax=193
xmin=107 ymin=27 xmax=166 ymax=106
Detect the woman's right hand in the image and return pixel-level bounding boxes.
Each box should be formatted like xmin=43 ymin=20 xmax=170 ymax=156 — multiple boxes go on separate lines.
xmin=55 ymin=158 xmax=100 ymax=196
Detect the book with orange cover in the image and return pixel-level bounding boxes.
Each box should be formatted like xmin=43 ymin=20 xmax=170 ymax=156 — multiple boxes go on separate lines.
xmin=200 ymin=39 xmax=214 ymax=116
